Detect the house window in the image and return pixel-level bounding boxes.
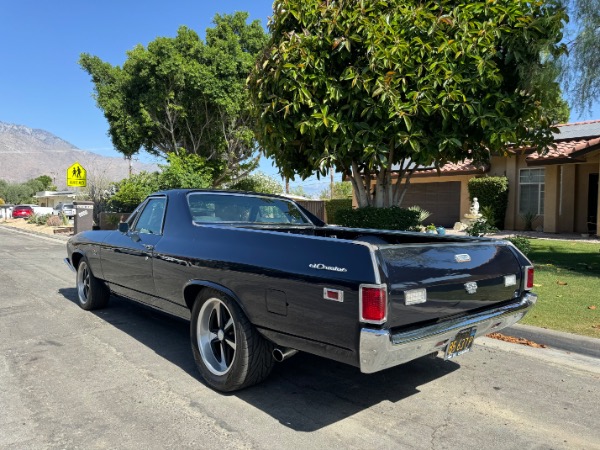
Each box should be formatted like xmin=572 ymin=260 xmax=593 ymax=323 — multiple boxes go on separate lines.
xmin=519 ymin=168 xmax=545 ymax=215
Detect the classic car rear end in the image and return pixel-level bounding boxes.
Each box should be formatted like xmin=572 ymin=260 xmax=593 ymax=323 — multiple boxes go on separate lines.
xmin=64 ymin=189 xmax=536 ymax=392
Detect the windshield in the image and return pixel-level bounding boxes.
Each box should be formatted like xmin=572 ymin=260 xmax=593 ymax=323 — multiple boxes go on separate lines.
xmin=187 ymin=193 xmax=311 ymax=225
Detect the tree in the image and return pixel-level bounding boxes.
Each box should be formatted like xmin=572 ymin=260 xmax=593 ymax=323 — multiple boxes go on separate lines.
xmin=80 ymin=12 xmax=268 ymax=186
xmin=319 ymin=181 xmax=352 ymax=200
xmin=559 ymin=0 xmax=600 ymax=113
xmin=248 ymin=0 xmax=567 ymax=208
xmin=229 ymin=172 xmax=284 ymax=194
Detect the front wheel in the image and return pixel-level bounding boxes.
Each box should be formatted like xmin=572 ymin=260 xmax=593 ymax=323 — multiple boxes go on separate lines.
xmin=76 ymin=259 xmax=110 ymax=310
xmin=191 ymin=290 xmax=274 ymax=392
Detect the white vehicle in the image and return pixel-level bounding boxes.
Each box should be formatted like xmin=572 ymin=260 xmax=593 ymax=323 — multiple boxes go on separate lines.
xmin=32 ymin=206 xmax=55 ymax=215
xmin=52 ymin=203 xmax=76 ymax=218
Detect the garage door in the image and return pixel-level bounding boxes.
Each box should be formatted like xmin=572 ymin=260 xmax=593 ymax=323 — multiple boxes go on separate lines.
xmin=402 ymin=181 xmax=461 ymax=227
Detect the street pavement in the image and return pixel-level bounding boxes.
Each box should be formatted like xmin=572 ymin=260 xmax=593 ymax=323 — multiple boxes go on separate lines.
xmin=1 ymin=226 xmax=599 ymax=449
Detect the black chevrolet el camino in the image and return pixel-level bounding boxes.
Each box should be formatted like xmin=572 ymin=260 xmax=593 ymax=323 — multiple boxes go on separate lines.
xmin=65 ymin=189 xmax=537 ymax=392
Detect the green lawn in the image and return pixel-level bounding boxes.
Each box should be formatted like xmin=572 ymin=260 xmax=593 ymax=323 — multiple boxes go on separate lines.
xmin=519 ymin=239 xmax=600 ymax=338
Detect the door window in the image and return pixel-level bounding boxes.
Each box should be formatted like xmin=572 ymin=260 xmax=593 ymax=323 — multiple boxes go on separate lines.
xmin=132 ymin=197 xmax=166 ymax=235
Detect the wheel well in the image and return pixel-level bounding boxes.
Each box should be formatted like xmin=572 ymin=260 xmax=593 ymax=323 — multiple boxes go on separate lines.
xmin=184 ymin=284 xmax=205 ymax=311
xmin=71 ymin=252 xmax=84 ymax=270
xmin=183 ymin=283 xmax=245 ymax=315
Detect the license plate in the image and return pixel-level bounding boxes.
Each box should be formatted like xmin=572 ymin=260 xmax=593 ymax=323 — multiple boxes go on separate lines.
xmin=445 ymin=327 xmax=476 ymax=360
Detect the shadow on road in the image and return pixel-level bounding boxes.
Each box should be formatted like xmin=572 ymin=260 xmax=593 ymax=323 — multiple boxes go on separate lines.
xmin=59 ymin=288 xmax=460 ymax=432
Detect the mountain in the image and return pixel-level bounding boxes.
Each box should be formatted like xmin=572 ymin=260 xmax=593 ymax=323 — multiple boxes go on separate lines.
xmin=0 ymin=121 xmax=156 ymax=188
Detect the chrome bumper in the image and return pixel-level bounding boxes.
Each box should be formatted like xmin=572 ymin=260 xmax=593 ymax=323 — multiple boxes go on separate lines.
xmin=63 ymin=257 xmax=76 ymax=273
xmin=359 ymin=292 xmax=537 ymax=373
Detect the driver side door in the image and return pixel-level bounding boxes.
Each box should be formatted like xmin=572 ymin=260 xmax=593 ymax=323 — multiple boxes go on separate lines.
xmin=101 ymin=196 xmax=166 ymax=297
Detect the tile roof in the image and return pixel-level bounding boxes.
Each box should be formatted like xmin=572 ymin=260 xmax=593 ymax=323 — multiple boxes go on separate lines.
xmin=413 ymin=159 xmax=489 ymax=176
xmin=526 ymin=136 xmax=600 ymax=165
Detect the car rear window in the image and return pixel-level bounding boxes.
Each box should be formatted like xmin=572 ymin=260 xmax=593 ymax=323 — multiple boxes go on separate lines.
xmin=187 ymin=193 xmax=310 ymax=225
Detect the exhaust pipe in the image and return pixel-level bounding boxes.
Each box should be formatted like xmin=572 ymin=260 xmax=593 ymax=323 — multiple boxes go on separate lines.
xmin=272 ymin=347 xmax=298 ymax=362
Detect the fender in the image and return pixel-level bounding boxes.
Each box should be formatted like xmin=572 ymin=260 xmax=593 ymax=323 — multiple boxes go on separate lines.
xmin=183 ymin=280 xmax=248 ymax=315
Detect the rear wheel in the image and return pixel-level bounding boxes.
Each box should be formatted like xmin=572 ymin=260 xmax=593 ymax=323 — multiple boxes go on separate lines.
xmin=191 ymin=289 xmax=274 ymax=392
xmin=76 ymin=259 xmax=110 ymax=310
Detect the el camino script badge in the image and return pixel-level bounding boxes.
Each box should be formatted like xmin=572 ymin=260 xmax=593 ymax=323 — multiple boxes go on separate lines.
xmin=464 ymin=282 xmax=478 ymax=294
xmin=309 ymin=263 xmax=347 ymax=273
xmin=455 ymin=254 xmax=471 ymax=263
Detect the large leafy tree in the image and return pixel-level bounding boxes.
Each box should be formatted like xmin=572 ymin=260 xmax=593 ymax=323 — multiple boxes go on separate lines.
xmin=80 ymin=12 xmax=268 ymax=186
xmin=248 ymin=0 xmax=567 ymax=207
xmin=559 ymin=0 xmax=600 ymax=112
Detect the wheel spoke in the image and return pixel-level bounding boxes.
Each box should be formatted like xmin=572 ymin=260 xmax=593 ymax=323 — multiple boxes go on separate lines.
xmin=224 ymin=338 xmax=235 ymax=350
xmin=223 ymin=317 xmax=234 ymax=332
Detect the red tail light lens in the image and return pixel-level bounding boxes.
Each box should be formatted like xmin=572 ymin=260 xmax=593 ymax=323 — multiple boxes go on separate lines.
xmin=524 ymin=266 xmax=534 ymax=290
xmin=360 ymin=284 xmax=387 ymax=324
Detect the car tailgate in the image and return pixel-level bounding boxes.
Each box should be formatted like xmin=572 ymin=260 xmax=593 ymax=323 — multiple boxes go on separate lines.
xmin=378 ymin=241 xmax=524 ymax=329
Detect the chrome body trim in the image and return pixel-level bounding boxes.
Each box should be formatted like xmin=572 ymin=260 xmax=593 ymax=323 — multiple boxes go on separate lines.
xmin=359 ymin=292 xmax=537 ymax=373
xmin=63 ymin=257 xmax=76 ymax=273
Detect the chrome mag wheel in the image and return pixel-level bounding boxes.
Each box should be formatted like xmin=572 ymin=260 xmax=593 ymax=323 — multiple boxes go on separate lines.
xmin=197 ymin=297 xmax=237 ymax=376
xmin=77 ymin=261 xmax=91 ymax=305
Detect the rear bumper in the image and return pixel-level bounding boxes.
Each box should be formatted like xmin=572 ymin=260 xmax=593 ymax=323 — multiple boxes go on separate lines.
xmin=359 ymin=292 xmax=537 ymax=373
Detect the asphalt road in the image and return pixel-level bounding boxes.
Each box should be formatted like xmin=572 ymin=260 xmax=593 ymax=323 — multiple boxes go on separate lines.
xmin=1 ymin=226 xmax=599 ymax=450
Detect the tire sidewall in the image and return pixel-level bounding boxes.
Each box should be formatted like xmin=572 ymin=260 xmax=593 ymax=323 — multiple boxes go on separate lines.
xmin=191 ymin=291 xmax=252 ymax=392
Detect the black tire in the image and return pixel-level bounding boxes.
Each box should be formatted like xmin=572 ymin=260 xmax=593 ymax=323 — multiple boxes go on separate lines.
xmin=76 ymin=258 xmax=110 ymax=311
xmin=191 ymin=289 xmax=274 ymax=392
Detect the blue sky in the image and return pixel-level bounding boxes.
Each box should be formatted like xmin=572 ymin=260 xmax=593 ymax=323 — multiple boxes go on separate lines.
xmin=1 ymin=1 xmax=598 ymax=195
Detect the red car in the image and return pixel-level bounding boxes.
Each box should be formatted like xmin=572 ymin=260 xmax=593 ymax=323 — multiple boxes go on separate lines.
xmin=12 ymin=205 xmax=34 ymax=219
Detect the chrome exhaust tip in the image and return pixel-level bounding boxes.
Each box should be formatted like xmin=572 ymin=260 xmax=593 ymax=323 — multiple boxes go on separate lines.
xmin=272 ymin=347 xmax=298 ymax=363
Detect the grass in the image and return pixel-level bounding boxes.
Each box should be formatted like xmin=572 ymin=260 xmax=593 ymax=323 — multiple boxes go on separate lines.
xmin=520 ymin=239 xmax=600 ymax=338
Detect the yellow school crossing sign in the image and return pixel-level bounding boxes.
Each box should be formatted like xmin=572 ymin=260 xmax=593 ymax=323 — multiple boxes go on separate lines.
xmin=67 ymin=162 xmax=87 ymax=187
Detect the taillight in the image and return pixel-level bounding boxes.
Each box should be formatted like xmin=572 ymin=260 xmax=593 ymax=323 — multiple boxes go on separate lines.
xmin=360 ymin=284 xmax=387 ymax=324
xmin=524 ymin=266 xmax=534 ymax=290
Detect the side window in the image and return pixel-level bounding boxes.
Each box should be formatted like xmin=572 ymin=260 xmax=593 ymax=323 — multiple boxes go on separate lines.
xmin=132 ymin=197 xmax=166 ymax=235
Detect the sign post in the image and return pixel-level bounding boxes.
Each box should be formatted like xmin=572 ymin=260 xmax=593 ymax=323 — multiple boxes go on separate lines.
xmin=67 ymin=162 xmax=87 ymax=187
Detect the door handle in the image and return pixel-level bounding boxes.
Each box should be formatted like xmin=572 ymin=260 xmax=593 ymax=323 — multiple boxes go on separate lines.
xmin=142 ymin=244 xmax=154 ymax=251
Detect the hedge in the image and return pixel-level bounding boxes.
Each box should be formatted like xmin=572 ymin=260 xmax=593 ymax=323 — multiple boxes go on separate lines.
xmin=335 ymin=206 xmax=421 ymax=231
xmin=325 ymin=198 xmax=353 ymax=223
xmin=467 ymin=176 xmax=509 ymax=229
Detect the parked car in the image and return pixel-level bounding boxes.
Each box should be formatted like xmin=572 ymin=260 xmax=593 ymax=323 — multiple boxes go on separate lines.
xmin=12 ymin=205 xmax=35 ymax=218
xmin=32 ymin=206 xmax=54 ymax=215
xmin=53 ymin=203 xmax=75 ymax=218
xmin=64 ymin=189 xmax=537 ymax=392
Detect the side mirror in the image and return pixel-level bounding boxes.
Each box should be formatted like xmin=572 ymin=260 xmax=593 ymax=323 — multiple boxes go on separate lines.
xmin=118 ymin=222 xmax=129 ymax=233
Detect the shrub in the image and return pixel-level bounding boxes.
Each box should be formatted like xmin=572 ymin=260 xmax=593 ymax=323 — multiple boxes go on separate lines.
xmin=508 ymin=235 xmax=532 ymax=255
xmin=28 ymin=213 xmax=51 ymax=225
xmin=335 ymin=206 xmax=421 ymax=231
xmin=465 ymin=218 xmax=498 ymax=237
xmin=407 ymin=205 xmax=431 ymax=224
xmin=468 ymin=176 xmax=509 ymax=229
xmin=46 ymin=215 xmax=62 ymax=227
xmin=325 ymin=198 xmax=353 ymax=223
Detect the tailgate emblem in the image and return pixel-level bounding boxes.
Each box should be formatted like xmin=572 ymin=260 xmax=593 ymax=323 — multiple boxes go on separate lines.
xmin=464 ymin=282 xmax=478 ymax=294
xmin=455 ymin=254 xmax=471 ymax=263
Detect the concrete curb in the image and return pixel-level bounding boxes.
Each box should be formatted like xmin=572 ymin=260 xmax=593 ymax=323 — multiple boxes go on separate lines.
xmin=0 ymin=224 xmax=70 ymax=242
xmin=501 ymin=323 xmax=599 ymax=359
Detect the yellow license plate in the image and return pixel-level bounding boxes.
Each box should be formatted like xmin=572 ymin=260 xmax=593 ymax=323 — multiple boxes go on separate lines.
xmin=445 ymin=327 xmax=476 ymax=360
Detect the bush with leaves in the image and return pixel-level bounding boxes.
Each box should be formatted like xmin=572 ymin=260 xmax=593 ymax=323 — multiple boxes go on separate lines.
xmin=465 ymin=218 xmax=498 ymax=237
xmin=508 ymin=236 xmax=532 ymax=255
xmin=325 ymin=198 xmax=353 ymax=224
xmin=229 ymin=172 xmax=283 ymax=195
xmin=335 ymin=207 xmax=421 ymax=231
xmin=468 ymin=177 xmax=509 ymax=229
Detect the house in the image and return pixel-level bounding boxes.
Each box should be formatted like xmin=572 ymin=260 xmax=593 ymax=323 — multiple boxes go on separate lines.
xmin=33 ymin=190 xmax=77 ymax=208
xmin=359 ymin=120 xmax=600 ymax=235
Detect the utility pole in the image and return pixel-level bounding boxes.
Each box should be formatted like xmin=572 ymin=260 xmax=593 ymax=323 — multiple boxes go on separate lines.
xmin=330 ymin=168 xmax=334 ymax=199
